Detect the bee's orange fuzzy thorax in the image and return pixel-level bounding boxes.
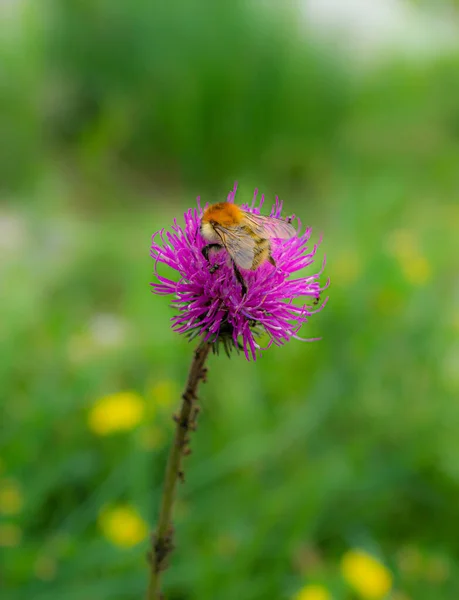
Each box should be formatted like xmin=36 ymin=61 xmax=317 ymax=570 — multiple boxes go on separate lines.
xmin=202 ymin=202 xmax=242 ymax=227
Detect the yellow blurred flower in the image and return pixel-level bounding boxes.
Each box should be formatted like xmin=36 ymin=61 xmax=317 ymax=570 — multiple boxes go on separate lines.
xmin=292 ymin=583 xmax=331 ymax=600
xmin=215 ymin=534 xmax=238 ymax=557
xmin=98 ymin=505 xmax=148 ymax=548
xmin=387 ymin=229 xmax=419 ymax=260
xmin=399 ymin=255 xmax=431 ymax=286
xmin=341 ymin=549 xmax=392 ymax=600
xmin=293 ymin=544 xmax=323 ymax=573
xmin=0 ymin=479 xmax=24 ymax=515
xmin=396 ymin=545 xmax=423 ymax=577
xmin=139 ymin=425 xmax=166 ymax=450
xmin=34 ymin=555 xmax=57 ymax=581
xmin=331 ymin=249 xmax=362 ymax=288
xmin=396 ymin=546 xmax=449 ymax=584
xmin=386 ymin=228 xmax=431 ymax=286
xmin=0 ymin=523 xmax=22 ymax=547
xmin=88 ymin=391 xmax=146 ymax=435
xmin=425 ymin=555 xmax=450 ymax=583
xmin=150 ymin=379 xmax=179 ymax=411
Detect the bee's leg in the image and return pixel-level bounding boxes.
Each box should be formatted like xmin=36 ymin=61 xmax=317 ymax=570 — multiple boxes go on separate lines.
xmin=202 ymin=244 xmax=223 ymax=273
xmin=268 ymin=254 xmax=276 ymax=267
xmin=202 ymin=243 xmax=222 ymax=261
xmin=232 ymin=262 xmax=248 ymax=296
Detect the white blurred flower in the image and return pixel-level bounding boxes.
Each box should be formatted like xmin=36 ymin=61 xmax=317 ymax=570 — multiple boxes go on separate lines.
xmin=67 ymin=313 xmax=130 ymax=363
xmin=89 ymin=313 xmax=129 ymax=348
xmin=0 ymin=212 xmax=27 ymax=254
xmin=301 ymin=0 xmax=459 ymax=62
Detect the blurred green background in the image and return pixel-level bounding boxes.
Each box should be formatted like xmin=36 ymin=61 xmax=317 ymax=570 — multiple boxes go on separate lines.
xmin=1 ymin=1 xmax=459 ymax=599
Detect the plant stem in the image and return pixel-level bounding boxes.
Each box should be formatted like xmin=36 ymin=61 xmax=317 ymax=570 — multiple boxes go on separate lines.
xmin=146 ymin=340 xmax=211 ymax=600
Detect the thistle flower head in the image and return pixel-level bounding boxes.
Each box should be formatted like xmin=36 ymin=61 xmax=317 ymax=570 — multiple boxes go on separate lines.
xmin=150 ymin=184 xmax=328 ymax=360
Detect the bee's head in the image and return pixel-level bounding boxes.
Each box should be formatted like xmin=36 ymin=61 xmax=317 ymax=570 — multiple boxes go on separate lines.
xmin=200 ymin=220 xmax=219 ymax=243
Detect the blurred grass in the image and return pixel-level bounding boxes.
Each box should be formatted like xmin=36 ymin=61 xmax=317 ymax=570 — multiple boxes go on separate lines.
xmin=1 ymin=2 xmax=459 ymax=600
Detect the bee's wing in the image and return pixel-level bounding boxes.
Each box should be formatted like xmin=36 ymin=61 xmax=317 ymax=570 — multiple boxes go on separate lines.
xmin=241 ymin=211 xmax=297 ymax=240
xmin=213 ymin=225 xmax=256 ymax=270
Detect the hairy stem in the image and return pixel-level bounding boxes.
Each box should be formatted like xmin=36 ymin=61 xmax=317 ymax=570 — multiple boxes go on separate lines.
xmin=146 ymin=340 xmax=211 ymax=600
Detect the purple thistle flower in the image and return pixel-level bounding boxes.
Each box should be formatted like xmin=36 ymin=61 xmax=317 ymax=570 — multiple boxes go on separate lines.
xmin=150 ymin=183 xmax=329 ymax=361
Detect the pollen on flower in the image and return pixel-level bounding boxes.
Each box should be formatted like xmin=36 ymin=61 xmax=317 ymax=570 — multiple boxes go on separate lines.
xmin=88 ymin=391 xmax=146 ymax=436
xmin=341 ymin=549 xmax=392 ymax=600
xmin=98 ymin=505 xmax=148 ymax=548
xmin=150 ymin=183 xmax=328 ymax=361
